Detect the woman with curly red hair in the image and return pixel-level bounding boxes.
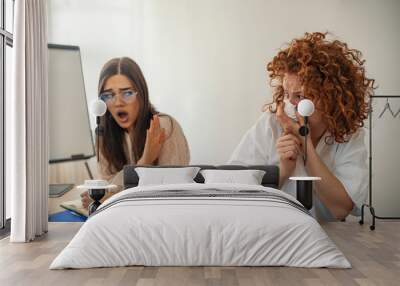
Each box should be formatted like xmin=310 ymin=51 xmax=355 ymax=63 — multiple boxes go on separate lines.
xmin=229 ymin=32 xmax=375 ymax=221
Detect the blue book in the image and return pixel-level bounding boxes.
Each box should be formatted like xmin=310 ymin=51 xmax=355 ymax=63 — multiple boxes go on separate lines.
xmin=49 ymin=210 xmax=87 ymax=222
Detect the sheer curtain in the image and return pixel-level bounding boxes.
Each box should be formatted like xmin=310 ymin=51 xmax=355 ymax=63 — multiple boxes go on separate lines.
xmin=7 ymin=0 xmax=48 ymax=242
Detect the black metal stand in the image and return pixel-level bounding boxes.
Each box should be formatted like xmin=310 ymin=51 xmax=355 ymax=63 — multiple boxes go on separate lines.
xmin=359 ymin=95 xmax=400 ymax=230
xmin=359 ymin=203 xmax=400 ymax=231
xmin=294 ymin=116 xmax=315 ymax=210
xmin=359 ymin=204 xmax=376 ymax=230
xmin=95 ymin=116 xmax=104 ymax=163
xmin=296 ymin=180 xmax=313 ymax=210
xmin=97 ymin=117 xmax=100 ymax=162
xmin=88 ymin=188 xmax=106 ymax=215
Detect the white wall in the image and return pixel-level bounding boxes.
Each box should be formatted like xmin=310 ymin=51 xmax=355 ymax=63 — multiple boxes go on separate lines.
xmin=48 ymin=0 xmax=400 ymax=166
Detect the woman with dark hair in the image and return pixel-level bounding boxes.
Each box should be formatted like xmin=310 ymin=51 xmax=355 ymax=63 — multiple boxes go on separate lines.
xmin=81 ymin=57 xmax=190 ymax=208
xmin=229 ymin=32 xmax=375 ymax=221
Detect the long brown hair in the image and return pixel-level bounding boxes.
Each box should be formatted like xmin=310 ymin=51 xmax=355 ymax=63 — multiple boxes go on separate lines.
xmin=265 ymin=32 xmax=376 ymax=143
xmin=98 ymin=57 xmax=158 ymax=175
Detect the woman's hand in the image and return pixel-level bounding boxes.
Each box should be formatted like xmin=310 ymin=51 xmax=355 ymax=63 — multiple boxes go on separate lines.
xmin=276 ymin=101 xmax=302 ymax=186
xmin=276 ymin=132 xmax=302 ymax=187
xmin=276 ymin=101 xmax=303 ymax=135
xmin=80 ymin=190 xmax=116 ymax=210
xmin=276 ymin=102 xmax=307 ymax=187
xmin=80 ymin=190 xmax=92 ymax=209
xmin=138 ymin=115 xmax=166 ymax=165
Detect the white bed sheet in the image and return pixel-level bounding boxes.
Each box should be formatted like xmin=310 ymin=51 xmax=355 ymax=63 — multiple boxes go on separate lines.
xmin=50 ymin=183 xmax=350 ymax=269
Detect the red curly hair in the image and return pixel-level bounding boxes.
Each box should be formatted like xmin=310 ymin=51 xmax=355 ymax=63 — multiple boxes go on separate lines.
xmin=266 ymin=32 xmax=375 ymax=143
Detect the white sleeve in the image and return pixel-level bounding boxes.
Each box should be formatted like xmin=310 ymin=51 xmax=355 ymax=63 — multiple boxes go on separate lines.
xmin=333 ymin=128 xmax=368 ymax=216
xmin=228 ymin=113 xmax=272 ymax=165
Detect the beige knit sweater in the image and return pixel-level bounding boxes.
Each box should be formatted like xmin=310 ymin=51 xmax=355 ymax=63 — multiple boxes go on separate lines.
xmin=97 ymin=114 xmax=190 ymax=190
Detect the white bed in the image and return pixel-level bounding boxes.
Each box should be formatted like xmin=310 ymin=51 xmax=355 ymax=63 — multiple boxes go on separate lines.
xmin=50 ymin=183 xmax=350 ymax=269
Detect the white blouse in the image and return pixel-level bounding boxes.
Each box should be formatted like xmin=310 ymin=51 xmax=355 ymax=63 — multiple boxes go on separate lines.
xmin=228 ymin=112 xmax=368 ymax=221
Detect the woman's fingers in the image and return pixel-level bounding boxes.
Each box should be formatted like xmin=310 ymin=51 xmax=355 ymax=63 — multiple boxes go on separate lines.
xmin=276 ymin=102 xmax=302 ymax=134
xmin=276 ymin=140 xmax=299 ymax=149
xmin=276 ymin=102 xmax=293 ymax=129
xmin=148 ymin=116 xmax=165 ymax=144
xmin=82 ymin=201 xmax=89 ymax=209
xmin=278 ymin=142 xmax=302 ymax=156
xmin=277 ymin=134 xmax=301 ymax=145
xmin=277 ymin=142 xmax=299 ymax=155
xmin=276 ymin=131 xmax=303 ymax=161
xmin=276 ymin=101 xmax=285 ymax=116
xmin=284 ymin=151 xmax=296 ymax=160
xmin=153 ymin=115 xmax=160 ymax=130
xmin=158 ymin=128 xmax=166 ymax=144
xmin=148 ymin=115 xmax=161 ymax=138
xmin=276 ymin=140 xmax=301 ymax=154
xmin=80 ymin=191 xmax=92 ymax=209
xmin=80 ymin=191 xmax=88 ymax=198
xmin=278 ymin=148 xmax=297 ymax=159
xmin=149 ymin=116 xmax=154 ymax=132
xmin=276 ymin=102 xmax=288 ymax=126
xmin=277 ymin=133 xmax=301 ymax=146
xmin=278 ymin=144 xmax=298 ymax=153
xmin=295 ymin=111 xmax=305 ymax=126
xmin=142 ymin=116 xmax=166 ymax=164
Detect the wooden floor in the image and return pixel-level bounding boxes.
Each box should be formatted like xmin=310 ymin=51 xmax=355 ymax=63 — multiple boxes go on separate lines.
xmin=0 ymin=218 xmax=399 ymax=286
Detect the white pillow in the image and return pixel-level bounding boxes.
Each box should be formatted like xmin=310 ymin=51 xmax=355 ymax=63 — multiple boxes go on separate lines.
xmin=135 ymin=167 xmax=201 ymax=186
xmin=200 ymin=169 xmax=266 ymax=185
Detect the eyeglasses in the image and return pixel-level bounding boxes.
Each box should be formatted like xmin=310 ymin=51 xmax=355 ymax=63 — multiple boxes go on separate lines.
xmin=99 ymin=89 xmax=138 ymax=104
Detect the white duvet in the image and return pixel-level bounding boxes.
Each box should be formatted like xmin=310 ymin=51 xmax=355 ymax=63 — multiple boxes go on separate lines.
xmin=50 ymin=183 xmax=351 ymax=269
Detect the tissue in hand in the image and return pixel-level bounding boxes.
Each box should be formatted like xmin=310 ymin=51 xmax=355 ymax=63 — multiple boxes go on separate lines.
xmin=283 ymin=99 xmax=298 ymax=121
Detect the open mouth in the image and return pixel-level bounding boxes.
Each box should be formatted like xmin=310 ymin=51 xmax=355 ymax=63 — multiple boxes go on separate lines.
xmin=116 ymin=111 xmax=129 ymax=123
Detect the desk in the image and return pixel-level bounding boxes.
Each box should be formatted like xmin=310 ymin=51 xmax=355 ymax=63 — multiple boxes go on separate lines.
xmin=49 ymin=158 xmax=98 ymax=215
xmin=48 ymin=187 xmax=83 ymax=215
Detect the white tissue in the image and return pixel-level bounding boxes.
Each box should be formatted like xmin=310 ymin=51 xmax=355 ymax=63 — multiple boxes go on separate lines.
xmin=283 ymin=99 xmax=298 ymax=122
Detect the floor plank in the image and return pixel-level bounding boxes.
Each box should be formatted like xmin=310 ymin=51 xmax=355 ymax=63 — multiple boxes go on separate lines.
xmin=0 ymin=218 xmax=399 ymax=286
